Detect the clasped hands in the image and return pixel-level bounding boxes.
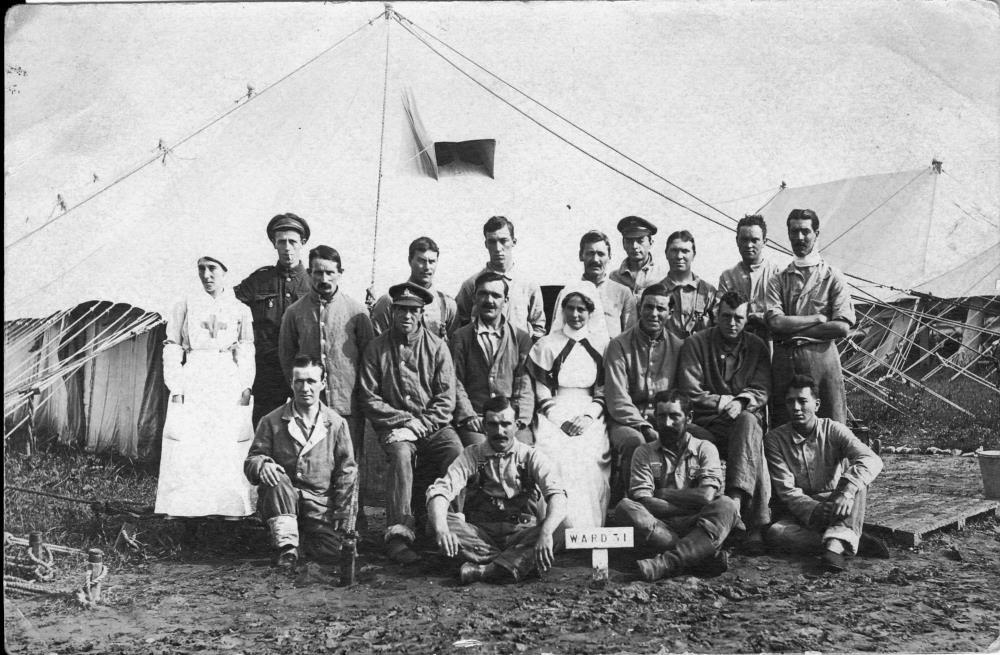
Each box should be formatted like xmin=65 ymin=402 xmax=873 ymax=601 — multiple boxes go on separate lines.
xmin=810 ymin=491 xmax=854 ymax=527
xmin=557 ymin=414 xmax=594 ymax=437
xmin=436 ymin=528 xmax=555 ymax=571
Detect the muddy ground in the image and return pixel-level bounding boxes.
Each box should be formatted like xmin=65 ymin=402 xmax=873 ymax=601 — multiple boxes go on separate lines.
xmin=4 ymin=455 xmax=999 ymax=654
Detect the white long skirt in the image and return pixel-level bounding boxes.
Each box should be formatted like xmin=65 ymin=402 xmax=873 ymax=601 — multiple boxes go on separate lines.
xmin=534 ymin=387 xmax=611 ymax=528
xmin=154 ymin=351 xmax=256 ymax=518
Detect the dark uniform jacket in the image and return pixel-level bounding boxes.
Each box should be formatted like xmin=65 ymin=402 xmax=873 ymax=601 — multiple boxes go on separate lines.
xmin=234 ymin=262 xmax=311 ymax=359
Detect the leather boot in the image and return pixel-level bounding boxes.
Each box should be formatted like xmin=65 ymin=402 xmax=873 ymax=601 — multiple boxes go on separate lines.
xmin=638 ymin=527 xmax=720 ymax=581
xmin=644 ymin=522 xmax=678 ymax=552
xmin=459 ymin=563 xmax=488 ymax=584
xmin=637 ymin=553 xmax=679 ymax=581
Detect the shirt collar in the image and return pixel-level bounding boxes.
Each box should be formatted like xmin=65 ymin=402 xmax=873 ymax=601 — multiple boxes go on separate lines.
xmin=475 ymin=317 xmax=503 ymax=335
xmin=484 ymin=263 xmax=515 ymax=280
xmin=618 ymin=254 xmax=654 ymax=277
xmin=277 ymin=261 xmax=305 ymax=274
xmin=636 ymin=325 xmax=667 ymax=346
xmin=653 ymin=431 xmax=696 ymax=459
xmin=391 ymin=326 xmax=423 ymax=346
xmin=310 ymin=288 xmax=339 ymax=304
xmin=789 ymin=422 xmax=818 ymax=445
xmin=663 ymin=273 xmax=702 ymax=292
xmin=476 ymin=438 xmax=528 ymax=460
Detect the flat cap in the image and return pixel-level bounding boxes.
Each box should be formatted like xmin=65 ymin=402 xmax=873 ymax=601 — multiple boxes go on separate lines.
xmin=266 ymin=213 xmax=311 ymax=242
xmin=389 ymin=281 xmax=434 ymax=307
xmin=616 ymin=215 xmax=657 ymax=238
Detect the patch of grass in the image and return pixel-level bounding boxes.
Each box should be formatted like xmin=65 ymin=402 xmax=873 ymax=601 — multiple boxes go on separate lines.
xmin=849 ymin=375 xmax=999 ymax=451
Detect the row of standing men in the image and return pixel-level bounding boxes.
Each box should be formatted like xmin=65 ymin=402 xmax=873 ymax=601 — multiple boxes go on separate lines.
xmin=153 ymin=209 xmax=884 ymax=581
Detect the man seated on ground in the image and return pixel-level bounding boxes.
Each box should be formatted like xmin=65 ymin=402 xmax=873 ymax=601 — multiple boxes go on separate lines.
xmin=614 ymin=390 xmax=741 ymax=582
xmin=359 ymin=281 xmax=463 ymax=564
xmin=764 ymin=374 xmax=888 ymax=572
xmin=244 ymin=354 xmax=358 ymax=568
xmin=427 ymin=395 xmax=567 ymax=585
xmin=450 ymin=272 xmax=534 ymax=446
xmin=676 ymin=291 xmax=772 ymax=552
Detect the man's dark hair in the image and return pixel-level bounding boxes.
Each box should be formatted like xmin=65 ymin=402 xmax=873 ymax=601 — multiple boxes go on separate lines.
xmin=483 ymin=216 xmax=516 ymax=240
xmin=786 ymin=374 xmax=819 ymax=398
xmin=718 ymin=290 xmax=748 ymax=310
xmin=308 ymin=245 xmax=343 ymax=272
xmin=787 ymin=208 xmax=820 ymax=230
xmin=482 ymin=394 xmax=513 ymax=416
xmin=737 ymin=214 xmax=768 ymax=240
xmin=640 ymin=283 xmax=672 ymax=305
xmin=408 ymin=236 xmax=440 ymax=261
xmin=579 ymin=230 xmax=611 ymax=256
xmin=561 ymin=291 xmax=595 ymax=314
xmin=652 ymin=389 xmax=691 ymax=415
xmin=474 ymin=271 xmax=509 ymax=297
xmin=665 ymin=229 xmax=696 ymax=255
xmin=292 ymin=353 xmax=325 ymax=377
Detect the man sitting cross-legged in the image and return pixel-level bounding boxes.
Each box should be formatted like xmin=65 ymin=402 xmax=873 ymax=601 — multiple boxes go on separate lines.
xmin=427 ymin=395 xmax=567 ymax=584
xmin=764 ymin=374 xmax=888 ymax=572
xmin=244 ymin=354 xmax=358 ymax=568
xmin=613 ymin=390 xmax=741 ymax=581
xmin=676 ymin=290 xmax=772 ymax=552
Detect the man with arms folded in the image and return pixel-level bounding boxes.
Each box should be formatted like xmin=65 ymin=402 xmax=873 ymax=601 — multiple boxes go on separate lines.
xmin=455 ymin=216 xmax=546 ymax=340
xmin=765 ymin=208 xmax=855 ymax=426
xmin=450 ymin=272 xmax=534 ymax=446
xmin=370 ymin=236 xmax=457 ymax=339
xmin=427 ymin=395 xmax=567 ymax=584
xmin=765 ymin=374 xmax=887 ymax=572
xmin=359 ymin=281 xmax=463 ymax=564
xmin=614 ymin=390 xmax=740 ymax=581
xmin=245 ymin=355 xmax=358 ymax=568
xmin=676 ymin=291 xmax=772 ymax=552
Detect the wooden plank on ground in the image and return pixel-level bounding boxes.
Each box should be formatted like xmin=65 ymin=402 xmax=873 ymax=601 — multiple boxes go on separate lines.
xmin=865 ymin=491 xmax=999 ymax=547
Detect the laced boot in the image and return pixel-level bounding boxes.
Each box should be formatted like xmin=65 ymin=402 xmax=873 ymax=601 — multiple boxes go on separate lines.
xmin=637 ymin=527 xmax=720 ymax=582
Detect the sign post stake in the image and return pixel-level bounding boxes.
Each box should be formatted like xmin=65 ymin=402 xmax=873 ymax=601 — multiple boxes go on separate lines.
xmin=564 ymin=527 xmax=634 ymax=588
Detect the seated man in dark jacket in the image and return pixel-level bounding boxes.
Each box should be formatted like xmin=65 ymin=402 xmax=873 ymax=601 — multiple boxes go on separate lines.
xmin=245 ymin=354 xmax=358 ymax=568
xmin=450 ymin=271 xmax=534 ymax=446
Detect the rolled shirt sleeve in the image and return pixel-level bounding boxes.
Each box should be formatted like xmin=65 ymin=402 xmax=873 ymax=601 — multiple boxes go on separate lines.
xmin=425 ymin=448 xmax=478 ymax=504
xmin=628 ymin=445 xmax=657 ymax=500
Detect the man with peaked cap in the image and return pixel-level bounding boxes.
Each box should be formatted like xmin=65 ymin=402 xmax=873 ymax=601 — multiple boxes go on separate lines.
xmin=235 ymin=213 xmax=312 ymax=426
xmin=279 ymin=245 xmax=374 ymax=523
xmin=609 ymin=216 xmax=668 ymax=303
xmin=359 ymin=281 xmax=463 ymax=564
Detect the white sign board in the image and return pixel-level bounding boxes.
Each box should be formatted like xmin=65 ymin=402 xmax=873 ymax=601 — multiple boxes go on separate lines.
xmin=565 ymin=527 xmax=634 ymax=549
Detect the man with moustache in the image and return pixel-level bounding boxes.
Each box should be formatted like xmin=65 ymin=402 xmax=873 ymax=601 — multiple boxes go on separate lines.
xmin=558 ymin=230 xmax=636 ymax=339
xmin=765 ymin=209 xmax=856 ymax=426
xmin=613 ymin=390 xmax=740 ymax=581
xmin=455 ymin=216 xmax=546 ymax=340
xmin=427 ymin=395 xmax=567 ymax=584
xmin=605 ymin=284 xmax=711 ymax=503
xmin=765 ymin=375 xmax=886 ymax=572
xmin=450 ymin=272 xmax=534 ymax=446
xmin=244 ymin=355 xmax=358 ymax=568
xmin=359 ymin=282 xmax=463 ymax=564
xmin=659 ymin=230 xmax=718 ymax=340
xmin=235 ymin=213 xmax=312 ymax=426
xmin=676 ymin=291 xmax=772 ymax=552
xmin=609 ymin=216 xmax=667 ymax=302
xmin=278 ymin=245 xmax=374 ymax=497
xmin=370 ymin=236 xmax=458 ymax=339
xmin=718 ymin=214 xmax=781 ymax=342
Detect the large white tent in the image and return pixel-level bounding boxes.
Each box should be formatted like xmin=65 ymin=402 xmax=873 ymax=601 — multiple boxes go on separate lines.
xmin=4 ymin=1 xmax=999 ymax=455
xmin=5 ymin=1 xmax=998 ymax=319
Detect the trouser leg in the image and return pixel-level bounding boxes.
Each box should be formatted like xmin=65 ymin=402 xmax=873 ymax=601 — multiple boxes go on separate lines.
xmin=608 ymin=422 xmax=647 ymax=503
xmin=771 ymin=342 xmax=848 ymax=426
xmin=382 ymin=440 xmax=418 ymax=540
xmin=700 ymin=412 xmax=771 ymax=527
xmin=412 ymin=427 xmax=464 ymax=536
xmin=300 ymin=517 xmax=343 ymax=562
xmin=766 ymin=486 xmax=867 ymax=554
xmin=458 ymin=428 xmax=487 ymax=447
xmin=251 ymin=356 xmax=288 ymax=427
xmin=770 ymin=343 xmax=794 ymax=427
xmin=258 ymin=474 xmax=300 ymax=550
xmin=819 ymin=487 xmax=867 ymax=554
xmin=493 ymin=523 xmax=566 ymax=581
xmin=445 ymin=513 xmax=503 ymax=564
xmin=613 ymin=498 xmax=679 ymax=553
